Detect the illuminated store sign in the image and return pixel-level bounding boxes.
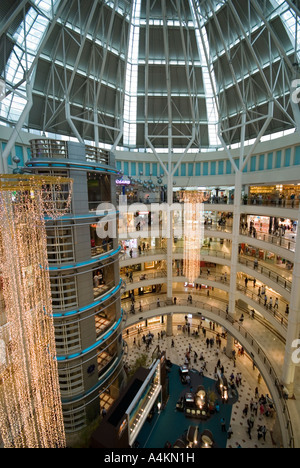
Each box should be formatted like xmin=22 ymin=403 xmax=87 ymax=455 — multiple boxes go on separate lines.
xmin=116 ymin=179 xmax=131 ymax=185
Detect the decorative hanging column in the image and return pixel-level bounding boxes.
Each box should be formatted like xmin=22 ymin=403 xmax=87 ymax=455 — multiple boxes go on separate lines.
xmin=183 ymin=191 xmax=204 ymax=284
xmin=0 ymin=174 xmax=72 ymax=448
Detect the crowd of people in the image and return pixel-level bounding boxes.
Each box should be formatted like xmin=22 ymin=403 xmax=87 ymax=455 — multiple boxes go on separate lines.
xmin=245 ymin=191 xmax=300 ymax=208
xmin=174 ymin=189 xmax=300 ymax=208
xmin=125 ymin=314 xmax=276 ymax=447
xmin=179 ymin=338 xmax=274 ymax=446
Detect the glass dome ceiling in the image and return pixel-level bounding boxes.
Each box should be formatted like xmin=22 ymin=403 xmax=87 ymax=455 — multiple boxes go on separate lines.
xmin=1 ymin=0 xmax=300 ymax=151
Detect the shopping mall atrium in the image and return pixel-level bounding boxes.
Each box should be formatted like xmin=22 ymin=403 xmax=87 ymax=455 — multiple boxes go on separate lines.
xmin=1 ymin=0 xmax=300 ymax=450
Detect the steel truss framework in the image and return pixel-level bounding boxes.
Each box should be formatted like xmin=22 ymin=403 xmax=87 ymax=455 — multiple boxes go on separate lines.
xmin=0 ymin=0 xmax=300 ymax=152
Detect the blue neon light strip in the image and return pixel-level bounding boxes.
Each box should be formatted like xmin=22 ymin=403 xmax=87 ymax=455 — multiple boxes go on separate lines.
xmin=52 ymin=278 xmax=123 ymax=318
xmin=47 ymin=245 xmax=121 ymax=271
xmin=56 ymin=309 xmax=124 ymax=362
xmin=44 ymin=211 xmax=119 ymax=221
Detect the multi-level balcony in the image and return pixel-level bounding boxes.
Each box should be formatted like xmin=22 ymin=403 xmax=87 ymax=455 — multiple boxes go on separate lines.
xmin=118 ymin=194 xmax=300 ymax=448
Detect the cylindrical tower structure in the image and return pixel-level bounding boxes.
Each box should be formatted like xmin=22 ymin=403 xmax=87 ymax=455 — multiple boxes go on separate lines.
xmin=27 ymin=139 xmax=126 ymax=441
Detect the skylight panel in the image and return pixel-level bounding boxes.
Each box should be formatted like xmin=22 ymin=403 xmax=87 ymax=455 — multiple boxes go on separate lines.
xmin=189 ymin=0 xmax=220 ymax=148
xmin=123 ymin=0 xmax=142 ymax=147
xmin=270 ymin=0 xmax=300 ymax=58
xmin=0 ymin=0 xmax=57 ymax=122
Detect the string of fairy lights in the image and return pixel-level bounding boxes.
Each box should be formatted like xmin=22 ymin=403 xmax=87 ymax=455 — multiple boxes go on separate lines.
xmin=0 ymin=175 xmax=72 ymax=448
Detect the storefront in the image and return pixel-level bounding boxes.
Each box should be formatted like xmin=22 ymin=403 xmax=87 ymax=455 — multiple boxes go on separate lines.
xmin=249 ymin=184 xmax=300 ymax=204
xmin=247 ymin=215 xmax=270 ymax=234
xmin=240 ymin=243 xmax=293 ymax=270
xmin=121 ymin=284 xmax=162 ymax=301
xmin=123 ymin=316 xmax=165 ymax=338
xmin=121 ymin=238 xmax=138 ymax=251
xmin=174 ymin=187 xmax=234 ymax=204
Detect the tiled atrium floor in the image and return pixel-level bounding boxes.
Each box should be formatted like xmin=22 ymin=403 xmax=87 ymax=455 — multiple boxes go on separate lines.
xmin=124 ymin=320 xmax=288 ymax=449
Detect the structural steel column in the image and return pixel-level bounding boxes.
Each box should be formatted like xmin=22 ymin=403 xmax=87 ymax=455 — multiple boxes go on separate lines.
xmin=166 ymin=313 xmax=173 ymax=337
xmin=166 ymin=170 xmax=174 ymax=301
xmin=282 ymin=204 xmax=300 ymax=394
xmin=226 ymin=169 xmax=242 ymax=357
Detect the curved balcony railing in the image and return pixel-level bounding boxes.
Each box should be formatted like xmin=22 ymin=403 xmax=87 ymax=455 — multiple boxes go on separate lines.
xmin=175 ymin=248 xmax=292 ymax=294
xmin=121 ymin=270 xmax=167 ymax=285
xmin=236 ymin=284 xmax=289 ymax=330
xmin=173 ymin=247 xmax=231 ymax=262
xmin=240 ymin=229 xmax=296 ymax=253
xmin=175 ymin=195 xmax=300 ymax=211
xmin=89 ymin=200 xmax=117 ymax=212
xmin=204 ymin=222 xmax=233 ymax=234
xmin=94 ymin=278 xmax=119 ymax=300
xmin=242 ymin=197 xmax=300 ymax=210
xmin=120 ymin=234 xmax=295 ymax=270
xmin=91 ymin=241 xmax=115 ymax=258
xmin=30 ymin=139 xmax=109 ymax=166
xmin=95 ymin=312 xmax=120 ymax=340
xmin=123 ymin=275 xmax=289 ymax=332
xmin=122 ymin=292 xmax=294 ymax=448
xmin=121 ymin=247 xmax=167 ymax=261
xmin=238 ymin=256 xmax=292 ymax=293
xmin=85 ymin=144 xmax=109 ymax=165
xmin=121 ymin=245 xmax=292 ymax=306
xmin=30 ymin=138 xmax=68 ymax=159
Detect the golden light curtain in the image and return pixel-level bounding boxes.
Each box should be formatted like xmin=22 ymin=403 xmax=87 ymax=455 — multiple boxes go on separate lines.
xmin=0 ymin=175 xmax=72 ymax=448
xmin=183 ymin=192 xmax=204 ymax=284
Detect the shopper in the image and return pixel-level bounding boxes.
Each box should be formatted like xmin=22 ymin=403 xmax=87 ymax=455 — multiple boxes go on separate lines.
xmin=257 ymin=426 xmax=263 ymax=440
xmin=247 ymin=421 xmax=252 ymax=440
xmin=258 ymin=373 xmax=262 ymax=384
xmin=221 ymin=418 xmax=226 ymax=432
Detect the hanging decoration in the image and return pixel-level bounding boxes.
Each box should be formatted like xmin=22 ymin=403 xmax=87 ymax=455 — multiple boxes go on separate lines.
xmin=183 ymin=191 xmax=204 ymax=284
xmin=0 ymin=174 xmax=73 ymax=448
